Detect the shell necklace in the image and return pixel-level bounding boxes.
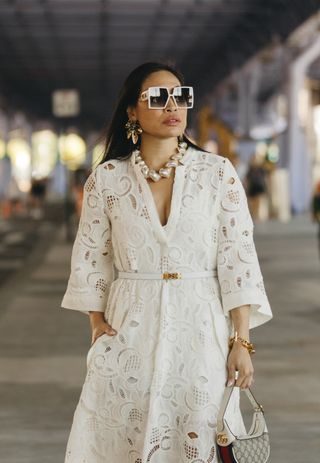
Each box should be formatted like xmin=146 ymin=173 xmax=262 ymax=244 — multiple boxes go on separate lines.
xmin=133 ymin=140 xmax=187 ymax=182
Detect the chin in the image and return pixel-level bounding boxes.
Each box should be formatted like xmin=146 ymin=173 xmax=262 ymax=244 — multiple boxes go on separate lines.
xmin=161 ymin=127 xmax=184 ymax=138
xmin=146 ymin=127 xmax=185 ymax=140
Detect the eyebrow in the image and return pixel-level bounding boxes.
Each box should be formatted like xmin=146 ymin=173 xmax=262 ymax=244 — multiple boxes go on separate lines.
xmin=142 ymin=85 xmax=181 ymax=92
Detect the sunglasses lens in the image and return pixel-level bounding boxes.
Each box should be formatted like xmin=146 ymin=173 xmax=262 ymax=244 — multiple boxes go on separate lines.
xmin=173 ymin=87 xmax=193 ymax=108
xmin=147 ymin=86 xmax=194 ymax=109
xmin=149 ymin=87 xmax=169 ymax=108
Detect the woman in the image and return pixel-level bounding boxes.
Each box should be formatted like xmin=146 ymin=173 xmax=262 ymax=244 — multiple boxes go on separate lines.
xmin=245 ymin=154 xmax=268 ymax=223
xmin=61 ymin=62 xmax=272 ymax=463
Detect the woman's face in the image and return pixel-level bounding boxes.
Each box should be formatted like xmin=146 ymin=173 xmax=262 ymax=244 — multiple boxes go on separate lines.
xmin=127 ymin=70 xmax=188 ymax=140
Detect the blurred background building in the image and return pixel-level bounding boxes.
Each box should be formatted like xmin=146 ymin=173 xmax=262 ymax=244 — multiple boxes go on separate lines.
xmin=0 ymin=0 xmax=319 ymax=226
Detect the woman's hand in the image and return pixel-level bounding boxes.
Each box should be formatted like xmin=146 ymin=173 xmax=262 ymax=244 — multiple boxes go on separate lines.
xmin=89 ymin=311 xmax=117 ymax=346
xmin=226 ymin=342 xmax=254 ymax=389
xmin=228 ymin=305 xmax=253 ymax=389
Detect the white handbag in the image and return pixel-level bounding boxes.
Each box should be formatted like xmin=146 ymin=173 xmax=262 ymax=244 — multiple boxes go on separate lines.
xmin=216 ymin=386 xmax=270 ymax=463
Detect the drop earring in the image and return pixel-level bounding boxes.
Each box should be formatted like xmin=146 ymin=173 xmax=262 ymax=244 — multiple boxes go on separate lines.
xmin=125 ymin=119 xmax=143 ymax=145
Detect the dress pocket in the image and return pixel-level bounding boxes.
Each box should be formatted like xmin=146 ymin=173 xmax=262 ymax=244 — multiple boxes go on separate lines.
xmin=86 ymin=333 xmax=107 ymax=368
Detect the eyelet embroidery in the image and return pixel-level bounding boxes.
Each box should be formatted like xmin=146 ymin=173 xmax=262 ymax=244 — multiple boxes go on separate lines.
xmin=63 ymin=153 xmax=271 ymax=463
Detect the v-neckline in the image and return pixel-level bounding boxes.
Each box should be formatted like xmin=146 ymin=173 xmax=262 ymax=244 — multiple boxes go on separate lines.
xmin=144 ymin=168 xmax=179 ymax=228
xmin=131 ymin=149 xmax=189 ymax=242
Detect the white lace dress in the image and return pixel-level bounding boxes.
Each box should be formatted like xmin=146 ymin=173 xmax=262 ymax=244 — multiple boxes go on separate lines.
xmin=61 ymin=146 xmax=272 ymax=463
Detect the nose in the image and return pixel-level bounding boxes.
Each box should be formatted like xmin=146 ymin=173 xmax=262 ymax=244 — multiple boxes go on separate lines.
xmin=165 ymin=95 xmax=178 ymax=112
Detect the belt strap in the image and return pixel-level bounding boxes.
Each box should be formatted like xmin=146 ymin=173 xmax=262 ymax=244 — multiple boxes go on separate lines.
xmin=118 ymin=270 xmax=217 ymax=280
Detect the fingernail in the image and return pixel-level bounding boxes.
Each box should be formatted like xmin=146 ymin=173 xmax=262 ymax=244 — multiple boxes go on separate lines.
xmin=111 ymin=330 xmax=117 ymax=335
xmin=227 ymin=380 xmax=234 ymax=387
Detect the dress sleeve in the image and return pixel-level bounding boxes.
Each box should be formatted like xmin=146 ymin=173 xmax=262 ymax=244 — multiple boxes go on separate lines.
xmin=61 ymin=166 xmax=115 ymax=315
xmin=217 ymin=157 xmax=273 ymax=329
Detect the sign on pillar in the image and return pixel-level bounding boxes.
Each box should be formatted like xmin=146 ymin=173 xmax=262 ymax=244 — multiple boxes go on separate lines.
xmin=52 ymin=90 xmax=80 ymax=118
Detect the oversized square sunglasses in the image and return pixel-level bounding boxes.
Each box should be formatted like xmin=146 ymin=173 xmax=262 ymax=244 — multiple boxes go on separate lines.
xmin=139 ymin=86 xmax=194 ymax=109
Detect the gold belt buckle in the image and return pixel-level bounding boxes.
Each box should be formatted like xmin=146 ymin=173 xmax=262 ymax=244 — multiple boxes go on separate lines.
xmin=162 ymin=272 xmax=182 ymax=280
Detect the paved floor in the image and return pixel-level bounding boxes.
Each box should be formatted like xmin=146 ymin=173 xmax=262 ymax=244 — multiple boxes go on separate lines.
xmin=0 ymin=217 xmax=48 ymax=287
xmin=0 ymin=215 xmax=319 ymax=463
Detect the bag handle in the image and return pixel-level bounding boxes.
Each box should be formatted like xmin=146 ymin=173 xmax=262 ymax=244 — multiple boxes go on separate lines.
xmin=216 ymin=386 xmax=267 ymax=442
xmin=217 ymin=386 xmax=264 ymax=423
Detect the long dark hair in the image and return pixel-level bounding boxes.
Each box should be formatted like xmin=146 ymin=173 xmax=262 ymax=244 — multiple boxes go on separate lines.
xmin=98 ymin=61 xmax=205 ymax=164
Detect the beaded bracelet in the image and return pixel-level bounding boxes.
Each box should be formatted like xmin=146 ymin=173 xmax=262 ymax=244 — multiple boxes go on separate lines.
xmin=228 ymin=331 xmax=256 ymax=355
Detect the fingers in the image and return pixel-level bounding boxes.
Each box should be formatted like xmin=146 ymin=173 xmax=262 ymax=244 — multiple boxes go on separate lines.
xmin=235 ymin=367 xmax=254 ymax=389
xmin=226 ymin=364 xmax=236 ymax=387
xmin=227 ymin=370 xmax=254 ymax=389
xmin=91 ymin=322 xmax=117 ymax=346
xmin=104 ymin=322 xmax=117 ymax=336
xmin=227 ymin=352 xmax=254 ymax=389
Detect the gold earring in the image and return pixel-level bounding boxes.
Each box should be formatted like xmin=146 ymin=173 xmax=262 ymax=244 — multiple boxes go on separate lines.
xmin=125 ymin=119 xmax=143 ymax=145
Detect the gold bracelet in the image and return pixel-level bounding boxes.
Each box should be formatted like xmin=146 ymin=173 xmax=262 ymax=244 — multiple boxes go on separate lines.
xmin=228 ymin=331 xmax=256 ymax=354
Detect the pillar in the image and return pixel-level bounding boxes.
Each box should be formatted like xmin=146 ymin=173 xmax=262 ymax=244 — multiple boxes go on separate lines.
xmin=287 ymin=35 xmax=320 ymax=213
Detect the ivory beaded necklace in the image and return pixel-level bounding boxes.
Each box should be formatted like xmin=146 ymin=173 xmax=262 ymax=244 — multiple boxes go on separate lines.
xmin=133 ymin=140 xmax=187 ymax=182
